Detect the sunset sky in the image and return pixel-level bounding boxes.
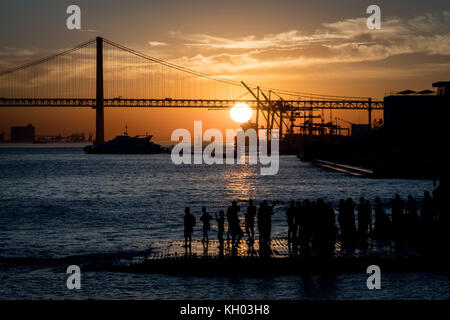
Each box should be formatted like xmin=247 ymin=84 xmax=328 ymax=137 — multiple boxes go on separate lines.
xmin=0 ymin=0 xmax=449 ymax=142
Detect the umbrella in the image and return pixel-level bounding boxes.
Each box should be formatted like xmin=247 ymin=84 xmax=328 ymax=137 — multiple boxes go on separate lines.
xmin=397 ymin=90 xmax=416 ymax=95
xmin=417 ymin=89 xmax=434 ymax=94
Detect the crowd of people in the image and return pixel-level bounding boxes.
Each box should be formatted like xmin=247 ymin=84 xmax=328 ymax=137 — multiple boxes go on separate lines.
xmin=183 ymin=199 xmax=281 ymax=252
xmin=183 ymin=191 xmax=444 ymax=255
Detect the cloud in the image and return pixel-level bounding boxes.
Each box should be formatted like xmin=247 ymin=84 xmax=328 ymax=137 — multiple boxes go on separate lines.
xmin=183 ymin=30 xmax=341 ymax=50
xmin=148 ymin=41 xmax=168 ymax=47
xmin=0 ymin=46 xmax=37 ymax=58
xmin=166 ymin=11 xmax=450 ymax=79
xmin=1 ymin=11 xmax=449 ymax=98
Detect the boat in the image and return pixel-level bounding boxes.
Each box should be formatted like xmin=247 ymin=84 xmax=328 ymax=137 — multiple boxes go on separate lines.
xmin=83 ymin=127 xmax=168 ymax=154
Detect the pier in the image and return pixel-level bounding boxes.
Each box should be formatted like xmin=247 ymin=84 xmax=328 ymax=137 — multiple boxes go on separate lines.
xmin=313 ymin=160 xmax=374 ymax=177
xmin=107 ymin=238 xmax=425 ymax=275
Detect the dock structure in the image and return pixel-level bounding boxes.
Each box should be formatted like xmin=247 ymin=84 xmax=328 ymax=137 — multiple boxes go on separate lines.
xmin=313 ymin=160 xmax=374 ymax=177
xmin=109 ymin=238 xmax=424 ymax=275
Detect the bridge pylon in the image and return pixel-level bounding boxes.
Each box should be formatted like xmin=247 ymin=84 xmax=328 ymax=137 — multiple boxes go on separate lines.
xmin=95 ymin=36 xmax=104 ymax=145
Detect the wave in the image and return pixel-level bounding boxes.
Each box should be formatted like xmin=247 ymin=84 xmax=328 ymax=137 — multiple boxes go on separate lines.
xmin=0 ymin=248 xmax=152 ymax=271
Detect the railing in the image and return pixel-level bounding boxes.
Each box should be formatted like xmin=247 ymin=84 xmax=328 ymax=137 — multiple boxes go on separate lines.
xmin=0 ymin=98 xmax=384 ymax=110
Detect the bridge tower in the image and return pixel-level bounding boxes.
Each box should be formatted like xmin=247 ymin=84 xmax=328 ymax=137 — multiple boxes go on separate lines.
xmin=95 ymin=37 xmax=104 ymax=144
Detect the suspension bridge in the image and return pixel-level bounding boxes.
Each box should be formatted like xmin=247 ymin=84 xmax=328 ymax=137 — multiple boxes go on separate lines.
xmin=0 ymin=37 xmax=383 ymax=144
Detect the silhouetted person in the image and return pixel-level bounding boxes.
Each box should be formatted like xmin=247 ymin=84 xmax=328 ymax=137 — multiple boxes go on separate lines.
xmin=326 ymin=202 xmax=337 ymax=236
xmin=292 ymin=201 xmax=302 ymax=250
xmin=405 ymin=195 xmax=420 ymax=245
xmin=390 ymin=194 xmax=405 ymax=240
xmin=405 ymin=195 xmax=418 ymax=215
xmin=227 ymin=201 xmax=243 ymax=249
xmin=432 ymin=179 xmax=450 ymax=247
xmin=421 ymin=191 xmax=435 ymax=225
xmin=315 ymin=199 xmax=336 ymax=257
xmin=215 ymin=210 xmax=225 ymax=249
xmin=374 ymin=197 xmax=390 ymax=240
xmin=226 ymin=204 xmax=232 ymax=241
xmin=286 ymin=201 xmax=296 ymax=245
xmin=308 ymin=200 xmax=319 ymax=249
xmin=311 ymin=199 xmax=323 ymax=252
xmin=339 ymin=198 xmax=356 ymax=241
xmin=245 ymin=199 xmax=257 ymax=239
xmin=346 ymin=198 xmax=356 ymax=238
xmin=337 ymin=199 xmax=346 ymax=238
xmin=258 ymin=200 xmax=277 ymax=250
xmin=257 ymin=201 xmax=266 ymax=246
xmin=297 ymin=199 xmax=311 ymax=255
xmin=356 ymin=197 xmax=372 ymax=238
xmin=184 ymin=207 xmax=196 ymax=248
xmin=325 ymin=201 xmax=337 ymax=255
xmin=421 ymin=191 xmax=436 ymax=248
xmin=365 ymin=199 xmax=373 ymax=233
xmin=200 ymin=207 xmax=213 ymax=242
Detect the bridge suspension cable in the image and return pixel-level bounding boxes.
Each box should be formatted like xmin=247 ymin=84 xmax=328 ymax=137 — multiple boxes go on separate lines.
xmin=0 ymin=37 xmax=372 ymax=102
xmin=0 ymin=39 xmax=96 ymax=76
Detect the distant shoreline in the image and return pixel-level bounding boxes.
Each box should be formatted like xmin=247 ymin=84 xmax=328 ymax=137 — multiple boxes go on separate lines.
xmin=0 ymin=142 xmax=175 ymax=148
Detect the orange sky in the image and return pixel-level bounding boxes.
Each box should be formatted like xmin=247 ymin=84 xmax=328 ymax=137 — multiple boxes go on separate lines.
xmin=0 ymin=0 xmax=448 ymax=142
xmin=0 ymin=106 xmax=383 ymax=143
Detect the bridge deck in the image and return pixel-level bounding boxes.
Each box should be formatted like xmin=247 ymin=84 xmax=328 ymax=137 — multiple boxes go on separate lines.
xmin=0 ymin=98 xmax=384 ymax=109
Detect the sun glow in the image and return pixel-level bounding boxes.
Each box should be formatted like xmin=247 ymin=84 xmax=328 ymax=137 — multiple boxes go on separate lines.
xmin=230 ymin=103 xmax=252 ymax=123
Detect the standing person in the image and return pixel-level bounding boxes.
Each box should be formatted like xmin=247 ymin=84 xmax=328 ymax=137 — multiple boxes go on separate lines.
xmin=245 ymin=199 xmax=257 ymax=240
xmin=227 ymin=201 xmax=243 ymax=249
xmin=286 ymin=201 xmax=296 ymax=245
xmin=215 ymin=210 xmax=225 ymax=248
xmin=267 ymin=200 xmax=280 ymax=244
xmin=258 ymin=200 xmax=278 ymax=249
xmin=356 ymin=197 xmax=365 ymax=237
xmin=315 ymin=199 xmax=327 ymax=254
xmin=297 ymin=200 xmax=311 ymax=255
xmin=293 ymin=201 xmax=303 ymax=247
xmin=183 ymin=207 xmax=196 ymax=248
xmin=325 ymin=202 xmax=337 ymax=252
xmin=226 ymin=203 xmax=232 ymax=241
xmin=315 ymin=199 xmax=336 ymax=257
xmin=343 ymin=198 xmax=356 ymax=241
xmin=421 ymin=191 xmax=435 ymax=225
xmin=200 ymin=207 xmax=213 ymax=243
xmin=390 ymin=194 xmax=405 ymax=239
xmin=405 ymin=195 xmax=420 ymax=245
xmin=365 ymin=199 xmax=373 ymax=235
xmin=421 ymin=191 xmax=435 ymax=248
xmin=406 ymin=195 xmax=419 ymax=217
xmin=356 ymin=197 xmax=372 ymax=238
xmin=374 ymin=197 xmax=390 ymax=240
xmin=257 ymin=201 xmax=267 ymax=246
xmin=337 ymin=199 xmax=346 ymax=239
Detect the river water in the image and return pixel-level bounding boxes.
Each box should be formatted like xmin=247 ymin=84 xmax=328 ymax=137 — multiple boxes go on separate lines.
xmin=0 ymin=146 xmax=449 ymax=299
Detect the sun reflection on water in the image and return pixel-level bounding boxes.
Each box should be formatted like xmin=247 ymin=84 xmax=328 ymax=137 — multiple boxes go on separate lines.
xmin=223 ymin=163 xmax=259 ymax=202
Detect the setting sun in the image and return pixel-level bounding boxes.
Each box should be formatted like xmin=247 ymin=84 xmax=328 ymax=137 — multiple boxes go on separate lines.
xmin=230 ymin=103 xmax=252 ymax=123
